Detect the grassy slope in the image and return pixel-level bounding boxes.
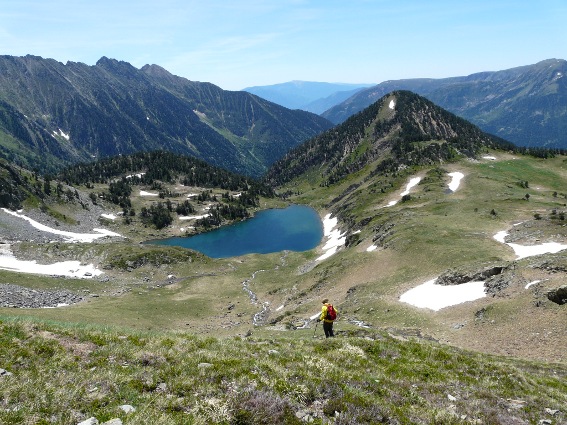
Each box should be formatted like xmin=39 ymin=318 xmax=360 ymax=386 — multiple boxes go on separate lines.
xmin=1 ymin=152 xmax=567 ymax=423
xmin=279 ymin=152 xmax=567 ymax=362
xmin=0 ymin=318 xmax=565 ymax=425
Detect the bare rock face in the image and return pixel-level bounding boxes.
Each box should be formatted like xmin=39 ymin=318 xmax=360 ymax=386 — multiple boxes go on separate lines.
xmin=484 ymin=273 xmax=526 ymax=296
xmin=435 ymin=262 xmax=530 ymax=296
xmin=547 ymin=285 xmax=567 ymax=305
xmin=436 ymin=264 xmax=507 ymax=286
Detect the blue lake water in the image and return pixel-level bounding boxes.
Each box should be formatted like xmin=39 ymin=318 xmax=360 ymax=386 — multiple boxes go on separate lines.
xmin=148 ymin=204 xmax=323 ymax=258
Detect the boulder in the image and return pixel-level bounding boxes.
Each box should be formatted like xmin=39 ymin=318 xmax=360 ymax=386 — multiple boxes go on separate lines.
xmin=119 ymin=405 xmax=136 ymax=414
xmin=547 ymin=285 xmax=567 ymax=305
xmin=484 ymin=273 xmax=525 ymax=296
xmin=0 ymin=368 xmax=13 ymax=377
xmin=77 ymin=418 xmax=98 ymax=425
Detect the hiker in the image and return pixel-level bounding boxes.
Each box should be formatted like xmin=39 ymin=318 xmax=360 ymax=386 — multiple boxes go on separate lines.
xmin=317 ymin=298 xmax=337 ymax=338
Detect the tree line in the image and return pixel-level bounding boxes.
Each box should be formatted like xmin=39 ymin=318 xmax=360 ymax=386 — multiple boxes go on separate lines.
xmin=58 ymin=151 xmax=275 ymax=230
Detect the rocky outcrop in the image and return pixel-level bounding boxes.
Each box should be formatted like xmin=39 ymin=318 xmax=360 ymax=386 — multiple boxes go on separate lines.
xmin=372 ymin=222 xmax=395 ymax=248
xmin=547 ymin=285 xmax=567 ymax=305
xmin=484 ymin=273 xmax=526 ymax=296
xmin=435 ymin=263 xmax=529 ymax=296
xmin=436 ymin=264 xmax=507 ymax=286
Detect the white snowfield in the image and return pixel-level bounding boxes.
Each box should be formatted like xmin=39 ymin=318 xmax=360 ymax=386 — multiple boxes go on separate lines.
xmin=2 ymin=208 xmax=122 ymax=243
xmin=365 ymin=172 xmax=464 ymax=252
xmin=0 ymin=208 xmax=123 ymax=279
xmin=0 ymin=251 xmax=102 ymax=278
xmin=447 ymin=172 xmax=464 ymax=192
xmin=387 ymin=171 xmax=464 ymax=208
xmin=125 ymin=172 xmax=145 ymax=179
xmin=399 ymin=279 xmax=485 ymax=311
xmin=493 ymin=230 xmax=567 ymax=259
xmin=52 ymin=129 xmax=70 ymax=141
xmin=316 ymin=214 xmax=346 ymax=261
xmin=139 ymin=190 xmax=159 ymax=196
xmin=400 ymin=229 xmax=567 ymax=311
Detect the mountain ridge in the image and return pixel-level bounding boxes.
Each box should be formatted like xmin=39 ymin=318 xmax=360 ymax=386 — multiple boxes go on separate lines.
xmin=0 ymin=55 xmax=333 ymax=177
xmin=265 ymin=90 xmax=519 ymax=189
xmin=322 ymin=59 xmax=567 ymax=149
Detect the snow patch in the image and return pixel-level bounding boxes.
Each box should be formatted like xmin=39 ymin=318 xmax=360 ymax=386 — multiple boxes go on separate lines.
xmin=52 ymin=129 xmax=70 ymax=140
xmin=1 ymin=208 xmax=122 ymax=243
xmin=101 ymin=213 xmax=117 ymax=220
xmin=493 ymin=230 xmax=567 ymax=259
xmin=388 ymin=99 xmax=395 ymax=110
xmin=316 ymin=214 xmax=346 ymax=261
xmin=126 ymin=172 xmax=145 ymax=179
xmin=178 ymin=214 xmax=210 ymax=220
xmin=139 ymin=190 xmax=158 ymax=196
xmin=386 ymin=176 xmax=421 ymax=207
xmin=400 ymin=278 xmax=486 ymax=311
xmin=366 ymin=245 xmax=377 ymax=252
xmin=447 ymin=172 xmax=464 ymax=192
xmin=0 ymin=245 xmax=102 ymax=278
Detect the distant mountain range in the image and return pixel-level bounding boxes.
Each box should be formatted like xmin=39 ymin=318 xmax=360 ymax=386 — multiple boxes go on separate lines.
xmin=322 ymin=59 xmax=567 ymax=149
xmin=0 ymin=55 xmax=332 ymax=177
xmin=2 ymin=55 xmax=565 ymax=180
xmin=243 ymin=81 xmax=374 ymax=114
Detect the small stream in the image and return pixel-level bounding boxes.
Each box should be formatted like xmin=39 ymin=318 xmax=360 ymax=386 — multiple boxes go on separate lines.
xmin=242 ymin=252 xmax=288 ymax=326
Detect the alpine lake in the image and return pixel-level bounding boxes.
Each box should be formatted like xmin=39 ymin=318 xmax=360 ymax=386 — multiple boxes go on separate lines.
xmin=147 ymin=204 xmax=324 ymax=258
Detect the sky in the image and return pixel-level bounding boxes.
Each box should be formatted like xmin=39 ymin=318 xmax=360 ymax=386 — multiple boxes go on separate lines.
xmin=1 ymin=0 xmax=566 ymax=91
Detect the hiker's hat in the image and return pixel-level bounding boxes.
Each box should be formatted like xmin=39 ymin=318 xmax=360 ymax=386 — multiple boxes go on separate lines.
xmin=322 ymin=298 xmax=328 ymax=303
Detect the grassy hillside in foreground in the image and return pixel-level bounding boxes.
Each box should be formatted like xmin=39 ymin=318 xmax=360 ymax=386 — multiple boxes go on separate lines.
xmin=0 ymin=318 xmax=565 ymax=425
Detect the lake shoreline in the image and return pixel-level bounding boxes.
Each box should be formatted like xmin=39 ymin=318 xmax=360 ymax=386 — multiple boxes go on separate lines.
xmin=147 ymin=204 xmax=324 ymax=258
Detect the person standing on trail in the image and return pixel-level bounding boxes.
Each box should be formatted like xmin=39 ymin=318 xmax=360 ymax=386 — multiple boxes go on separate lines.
xmin=317 ymin=298 xmax=337 ymax=338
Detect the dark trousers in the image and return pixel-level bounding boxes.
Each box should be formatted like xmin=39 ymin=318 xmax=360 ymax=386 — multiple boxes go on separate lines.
xmin=323 ymin=321 xmax=334 ymax=338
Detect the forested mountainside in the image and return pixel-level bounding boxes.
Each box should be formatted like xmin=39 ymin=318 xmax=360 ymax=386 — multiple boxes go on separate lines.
xmin=0 ymin=150 xmax=274 ymax=235
xmin=0 ymin=55 xmax=332 ymax=177
xmin=60 ymin=150 xmax=273 ymax=197
xmin=0 ymin=158 xmax=45 ymax=210
xmin=265 ymin=91 xmax=529 ymax=188
xmin=58 ymin=150 xmax=275 ymax=230
xmin=322 ymin=59 xmax=567 ymax=149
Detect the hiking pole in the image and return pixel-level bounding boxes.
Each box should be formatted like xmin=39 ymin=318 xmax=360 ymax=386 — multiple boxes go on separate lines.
xmin=312 ymin=321 xmax=318 ymax=338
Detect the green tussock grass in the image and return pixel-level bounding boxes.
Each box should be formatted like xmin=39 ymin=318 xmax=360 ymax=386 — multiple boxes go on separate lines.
xmin=0 ymin=318 xmax=565 ymax=425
